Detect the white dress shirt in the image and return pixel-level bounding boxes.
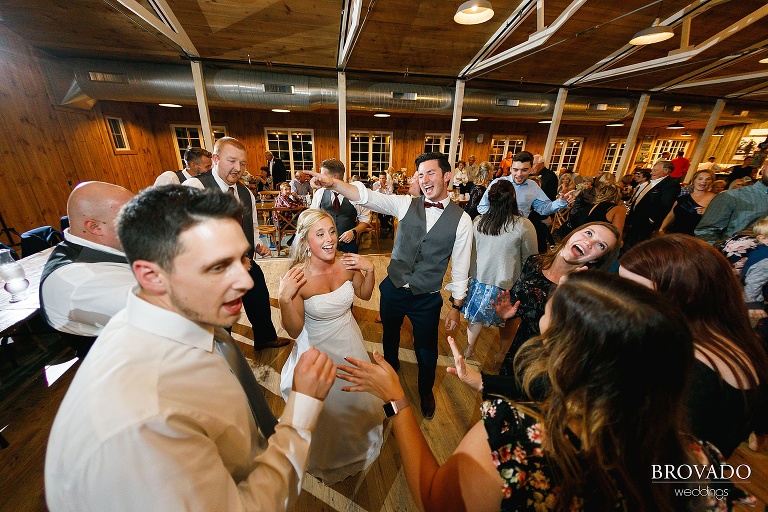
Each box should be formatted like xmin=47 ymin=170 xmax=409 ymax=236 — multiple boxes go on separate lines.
xmin=153 ymin=169 xmax=192 ymax=186
xmin=310 ymin=188 xmax=372 ymax=224
xmin=45 ymin=290 xmax=323 ymax=512
xmin=184 ymin=173 xmax=264 ymax=249
xmin=41 ymin=230 xmax=136 ymax=337
xmin=350 ymin=181 xmax=472 ymax=300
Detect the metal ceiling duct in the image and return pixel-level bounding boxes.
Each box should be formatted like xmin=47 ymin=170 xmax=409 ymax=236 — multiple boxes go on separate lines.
xmin=40 ymin=58 xmax=767 ymax=123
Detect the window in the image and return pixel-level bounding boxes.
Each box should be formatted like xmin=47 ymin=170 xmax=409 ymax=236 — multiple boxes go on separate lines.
xmin=548 ymin=138 xmax=583 ymax=172
xmin=265 ymin=128 xmax=315 ymax=178
xmin=350 ymin=131 xmax=392 ymax=179
xmin=489 ymin=135 xmax=526 ymax=168
xmin=650 ymin=139 xmax=690 ymax=163
xmin=424 ymin=133 xmax=463 ymax=165
xmin=600 ymin=138 xmax=627 ymax=174
xmin=106 ymin=117 xmax=131 ymax=152
xmin=170 ymin=125 xmax=226 ymax=168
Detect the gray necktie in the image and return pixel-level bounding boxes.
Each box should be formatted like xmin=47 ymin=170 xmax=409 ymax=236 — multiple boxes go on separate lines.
xmin=213 ymin=327 xmax=278 ymax=438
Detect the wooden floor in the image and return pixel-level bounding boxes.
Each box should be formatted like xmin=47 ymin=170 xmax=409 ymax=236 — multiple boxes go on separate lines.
xmin=1 ymin=237 xmax=767 ymax=511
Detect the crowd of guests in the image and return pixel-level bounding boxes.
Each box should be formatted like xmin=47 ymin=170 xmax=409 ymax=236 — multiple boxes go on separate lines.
xmin=37 ymin=143 xmax=768 ymax=511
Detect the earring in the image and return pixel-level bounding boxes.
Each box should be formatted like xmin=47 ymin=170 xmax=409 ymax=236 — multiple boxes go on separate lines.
xmin=307 ymin=247 xmax=311 ymax=256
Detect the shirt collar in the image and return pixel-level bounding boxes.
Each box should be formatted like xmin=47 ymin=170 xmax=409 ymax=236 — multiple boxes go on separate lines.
xmin=125 ymin=289 xmax=215 ymax=352
xmin=212 ymin=169 xmax=232 ymax=192
xmin=63 ymin=229 xmax=127 ymax=257
xmin=650 ymin=175 xmax=667 ymax=186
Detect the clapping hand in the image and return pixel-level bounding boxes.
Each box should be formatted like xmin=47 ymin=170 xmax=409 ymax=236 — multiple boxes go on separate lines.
xmin=492 ymin=290 xmax=520 ymax=320
xmin=337 ymin=351 xmax=404 ymax=402
xmin=293 ymin=347 xmax=336 ymax=401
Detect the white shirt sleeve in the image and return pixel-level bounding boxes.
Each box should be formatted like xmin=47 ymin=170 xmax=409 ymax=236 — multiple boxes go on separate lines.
xmin=154 ymin=171 xmax=181 ymax=187
xmin=352 ymin=181 xmax=411 ymax=219
xmin=183 ymin=177 xmax=205 ymax=190
xmin=310 ymin=188 xmax=324 ymax=209
xmin=444 ymin=212 xmax=473 ymax=300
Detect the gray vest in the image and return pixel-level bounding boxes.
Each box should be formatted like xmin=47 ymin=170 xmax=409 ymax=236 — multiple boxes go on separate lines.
xmin=197 ymin=171 xmax=255 ymax=256
xmin=320 ymin=189 xmax=358 ymax=233
xmin=388 ymin=198 xmax=464 ymax=295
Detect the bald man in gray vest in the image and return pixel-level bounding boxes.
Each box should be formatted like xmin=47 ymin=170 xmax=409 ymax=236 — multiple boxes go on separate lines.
xmin=307 ymin=152 xmax=472 ymax=419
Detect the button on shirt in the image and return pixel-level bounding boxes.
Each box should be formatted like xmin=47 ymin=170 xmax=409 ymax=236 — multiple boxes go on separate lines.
xmin=350 ymin=181 xmax=472 ymax=300
xmin=476 ymin=177 xmax=568 ymax=217
xmin=45 ymin=290 xmax=323 ymax=512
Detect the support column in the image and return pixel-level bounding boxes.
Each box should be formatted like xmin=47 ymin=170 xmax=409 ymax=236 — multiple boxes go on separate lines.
xmin=688 ymin=99 xmax=725 ymax=182
xmin=191 ymin=62 xmax=213 ymax=151
xmin=448 ymin=79 xmax=466 ymax=182
xmin=543 ymin=88 xmax=567 ymax=164
xmin=338 ymin=72 xmax=348 ymax=178
xmin=616 ymin=93 xmax=650 ymax=178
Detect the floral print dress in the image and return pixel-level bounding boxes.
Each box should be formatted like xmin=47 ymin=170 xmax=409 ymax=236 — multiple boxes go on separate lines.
xmin=482 ymin=397 xmax=753 ymax=512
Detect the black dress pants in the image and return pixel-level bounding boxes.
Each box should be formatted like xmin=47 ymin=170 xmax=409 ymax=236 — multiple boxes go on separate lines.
xmin=241 ymin=261 xmax=278 ymax=343
xmin=379 ymin=277 xmax=442 ymax=396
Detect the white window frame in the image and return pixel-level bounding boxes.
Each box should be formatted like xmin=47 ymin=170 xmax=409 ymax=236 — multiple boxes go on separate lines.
xmin=349 ymin=130 xmax=393 ymax=179
xmin=106 ymin=117 xmax=131 ymax=153
xmin=600 ymin=138 xmax=627 ymax=174
xmin=489 ymin=135 xmax=526 ymax=168
xmin=265 ymin=128 xmax=315 ymax=179
xmin=650 ymin=139 xmax=691 ymax=163
xmin=548 ymin=137 xmax=584 ymax=172
xmin=424 ymin=133 xmax=463 ymax=165
xmin=170 ymin=124 xmax=227 ymax=169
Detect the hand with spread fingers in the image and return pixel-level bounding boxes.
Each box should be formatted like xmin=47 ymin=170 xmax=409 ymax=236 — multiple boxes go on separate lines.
xmin=445 ymin=336 xmax=483 ymax=392
xmin=293 ymin=346 xmax=336 ymax=401
xmin=491 ymin=290 xmax=521 ymax=320
xmin=337 ymin=351 xmax=404 ymax=403
xmin=278 ymin=266 xmax=307 ymax=303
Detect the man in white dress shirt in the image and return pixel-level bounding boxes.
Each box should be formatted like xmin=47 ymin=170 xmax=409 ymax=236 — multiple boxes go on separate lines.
xmin=185 ymin=137 xmax=290 ymax=349
xmin=153 ymin=146 xmax=212 ymax=186
xmin=45 ymin=185 xmax=336 ymax=512
xmin=307 ymin=152 xmax=472 ymax=420
xmin=39 ymin=181 xmax=136 ymax=356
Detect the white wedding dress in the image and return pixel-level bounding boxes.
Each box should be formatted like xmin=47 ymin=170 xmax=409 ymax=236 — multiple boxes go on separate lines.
xmin=280 ymin=280 xmax=383 ymax=484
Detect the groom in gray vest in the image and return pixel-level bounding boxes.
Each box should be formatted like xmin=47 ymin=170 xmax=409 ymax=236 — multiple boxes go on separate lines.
xmin=307 ymin=152 xmax=472 ymax=419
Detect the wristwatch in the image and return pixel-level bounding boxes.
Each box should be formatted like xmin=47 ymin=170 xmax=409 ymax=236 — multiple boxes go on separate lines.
xmin=449 ymin=296 xmax=463 ymax=310
xmin=382 ymin=396 xmax=410 ymax=418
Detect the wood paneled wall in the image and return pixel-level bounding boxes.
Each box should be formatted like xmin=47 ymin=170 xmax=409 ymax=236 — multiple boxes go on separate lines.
xmin=0 ymin=24 xmax=761 ymax=240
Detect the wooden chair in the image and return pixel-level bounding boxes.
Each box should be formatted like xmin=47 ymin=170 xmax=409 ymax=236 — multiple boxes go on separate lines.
xmin=358 ymin=212 xmax=380 ymax=253
xmin=273 ymin=206 xmax=304 ymax=255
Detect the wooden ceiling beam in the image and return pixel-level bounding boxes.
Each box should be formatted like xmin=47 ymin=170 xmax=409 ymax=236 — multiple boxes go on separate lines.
xmin=337 ymin=0 xmax=364 ymax=69
xmin=572 ymin=2 xmax=768 ymax=85
xmin=727 ymin=81 xmax=768 ymax=99
xmin=463 ymin=0 xmax=587 ymax=78
xmin=110 ymin=0 xmax=198 ymax=56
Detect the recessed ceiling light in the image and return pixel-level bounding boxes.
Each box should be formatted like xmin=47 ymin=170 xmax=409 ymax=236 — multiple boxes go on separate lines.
xmin=462 ymin=117 xmax=479 ymax=122
xmin=538 ymin=119 xmax=552 ymax=124
xmin=373 ymin=113 xmax=390 ymax=117
xmin=272 ymin=108 xmax=291 ymax=113
xmin=606 ymin=121 xmax=624 ymax=127
xmin=159 ymin=103 xmax=182 ymax=108
xmin=454 ymin=0 xmax=494 ymax=25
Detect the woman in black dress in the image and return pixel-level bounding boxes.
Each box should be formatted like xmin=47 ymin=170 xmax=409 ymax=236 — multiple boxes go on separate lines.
xmin=659 ymin=170 xmax=717 ymax=235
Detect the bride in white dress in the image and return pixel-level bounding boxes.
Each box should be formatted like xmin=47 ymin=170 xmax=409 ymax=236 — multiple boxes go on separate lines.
xmin=278 ymin=209 xmax=383 ymax=484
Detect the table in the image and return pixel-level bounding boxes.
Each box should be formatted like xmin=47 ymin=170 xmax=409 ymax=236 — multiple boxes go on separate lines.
xmin=254 ymin=204 xmax=306 ymax=255
xmin=0 ymin=247 xmax=53 ymax=333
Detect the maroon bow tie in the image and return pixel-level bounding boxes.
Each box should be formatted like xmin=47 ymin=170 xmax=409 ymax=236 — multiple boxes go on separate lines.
xmin=424 ymin=201 xmax=444 ymax=209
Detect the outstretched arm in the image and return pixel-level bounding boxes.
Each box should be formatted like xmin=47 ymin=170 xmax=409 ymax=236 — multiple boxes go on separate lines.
xmin=305 ymin=171 xmax=362 ymax=202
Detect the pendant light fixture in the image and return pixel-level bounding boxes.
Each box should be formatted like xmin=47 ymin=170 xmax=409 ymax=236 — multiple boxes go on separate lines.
xmin=667 ymin=120 xmax=685 ymax=129
xmin=629 ymin=0 xmax=674 ymax=45
xmin=454 ymin=0 xmax=495 ymax=25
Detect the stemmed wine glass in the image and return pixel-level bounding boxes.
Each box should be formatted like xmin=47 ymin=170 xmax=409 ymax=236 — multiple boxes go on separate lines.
xmin=0 ymin=248 xmax=29 ymax=302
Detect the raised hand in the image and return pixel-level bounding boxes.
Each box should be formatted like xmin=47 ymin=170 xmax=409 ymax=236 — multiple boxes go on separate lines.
xmin=445 ymin=336 xmax=483 ymax=392
xmin=491 ymin=290 xmax=520 ymax=320
xmin=337 ymin=351 xmax=404 ymax=402
xmin=278 ymin=266 xmax=307 ymax=302
xmin=293 ymin=347 xmax=336 ymax=401
xmin=304 ymin=170 xmax=334 ymax=190
xmin=341 ymin=253 xmax=374 ymax=272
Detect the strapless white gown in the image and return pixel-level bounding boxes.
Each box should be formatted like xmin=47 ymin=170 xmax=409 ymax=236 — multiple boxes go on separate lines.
xmin=280 ymin=280 xmax=383 ymax=484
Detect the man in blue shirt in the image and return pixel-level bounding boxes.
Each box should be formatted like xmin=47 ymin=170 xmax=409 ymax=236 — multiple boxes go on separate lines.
xmin=476 ymin=151 xmax=572 ymax=218
xmin=696 ymin=171 xmax=768 ymax=244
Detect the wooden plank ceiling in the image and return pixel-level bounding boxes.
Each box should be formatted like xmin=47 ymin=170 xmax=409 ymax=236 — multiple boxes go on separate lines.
xmin=2 ymin=0 xmax=768 ymax=125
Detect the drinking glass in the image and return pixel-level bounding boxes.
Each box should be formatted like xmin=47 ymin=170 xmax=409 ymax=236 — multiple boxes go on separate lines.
xmin=0 ymin=249 xmax=29 ymax=302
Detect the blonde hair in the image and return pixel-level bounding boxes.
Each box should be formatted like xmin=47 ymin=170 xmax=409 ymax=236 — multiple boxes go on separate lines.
xmin=752 ymin=216 xmax=768 ymax=237
xmin=213 ymin=136 xmax=246 ymax=155
xmin=594 ymin=183 xmax=622 ymax=205
xmin=288 ymin=209 xmax=337 ymax=268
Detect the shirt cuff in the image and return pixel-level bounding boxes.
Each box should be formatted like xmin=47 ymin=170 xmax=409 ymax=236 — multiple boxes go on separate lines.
xmin=281 ymin=391 xmax=324 ymax=431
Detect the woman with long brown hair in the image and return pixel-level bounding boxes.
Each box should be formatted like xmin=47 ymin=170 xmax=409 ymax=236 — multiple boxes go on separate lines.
xmin=619 ymin=234 xmax=768 ymax=458
xmin=339 ymin=271 xmax=739 ymax=511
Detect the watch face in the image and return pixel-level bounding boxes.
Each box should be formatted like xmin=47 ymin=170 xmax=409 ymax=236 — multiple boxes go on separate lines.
xmin=382 ymin=402 xmax=396 ymax=418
